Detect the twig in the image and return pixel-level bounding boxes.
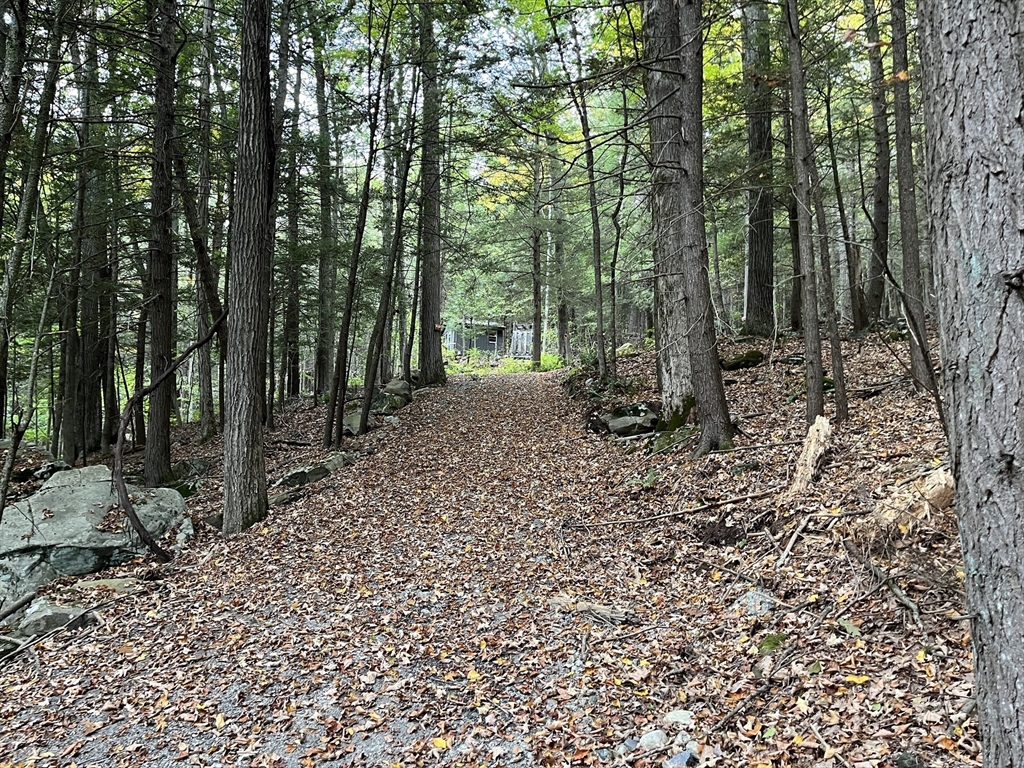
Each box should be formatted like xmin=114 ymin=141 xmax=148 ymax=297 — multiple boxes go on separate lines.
xmin=570 ymin=486 xmax=783 ymax=529
xmin=811 ymin=724 xmax=853 ymax=768
xmin=775 ymin=515 xmax=811 ymax=570
xmin=842 ymin=539 xmax=922 ymax=627
xmin=710 ymin=438 xmax=803 ymax=455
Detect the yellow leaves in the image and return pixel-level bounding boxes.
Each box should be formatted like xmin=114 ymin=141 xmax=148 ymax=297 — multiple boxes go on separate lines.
xmin=467 ymin=669 xmax=482 ymax=681
xmin=214 ymin=712 xmax=226 ymax=729
xmin=432 ymin=737 xmax=448 ymax=749
xmin=915 ymin=649 xmax=927 ymax=662
xmin=844 ymin=674 xmax=870 ymax=685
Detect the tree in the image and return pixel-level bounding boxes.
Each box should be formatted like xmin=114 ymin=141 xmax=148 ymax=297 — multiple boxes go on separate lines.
xmin=643 ymin=0 xmax=730 ymax=451
xmin=144 ymin=0 xmax=178 ymax=486
xmin=740 ymin=0 xmax=774 ymax=337
xmin=890 ymin=0 xmax=928 ymax=390
xmin=861 ymin=0 xmax=891 ymax=323
xmin=417 ymin=0 xmax=446 ymax=388
xmin=920 ymin=2 xmax=1024 ymax=763
xmin=222 ymin=0 xmax=274 ymax=536
xmin=784 ymin=0 xmax=823 ymax=424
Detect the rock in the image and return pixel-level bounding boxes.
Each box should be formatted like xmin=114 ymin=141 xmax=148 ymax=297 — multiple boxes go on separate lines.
xmin=603 ymin=402 xmax=660 ymax=436
xmin=22 ymin=460 xmax=71 ymax=483
xmin=371 ymin=392 xmax=409 ymax=415
xmin=203 ymin=512 xmax=224 ymax=530
xmin=729 ymin=588 xmax=775 ymax=617
xmin=0 ymin=465 xmax=186 ymax=609
xmin=663 ymin=710 xmax=696 ymax=729
xmin=14 ymin=597 xmax=93 ymax=638
xmin=664 ymin=750 xmax=698 ymax=767
xmin=720 ymin=349 xmax=764 ymax=371
xmin=382 ymin=378 xmax=413 ymax=399
xmin=638 ymin=730 xmax=669 ymax=750
xmin=615 ymin=738 xmax=639 ymax=757
xmin=343 ymin=412 xmax=379 ymax=436
xmin=168 ymin=457 xmax=212 ymax=482
xmin=383 ymin=416 xmax=400 ymax=426
xmin=616 ymin=342 xmax=638 ymax=357
xmin=893 ymin=753 xmax=924 ymax=768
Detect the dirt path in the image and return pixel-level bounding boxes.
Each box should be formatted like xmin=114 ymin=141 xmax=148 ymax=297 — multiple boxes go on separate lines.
xmin=0 ymin=372 xmax=973 ymax=768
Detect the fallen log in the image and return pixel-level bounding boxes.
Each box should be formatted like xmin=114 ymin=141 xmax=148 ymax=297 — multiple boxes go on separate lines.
xmin=781 ymin=415 xmax=831 ymax=503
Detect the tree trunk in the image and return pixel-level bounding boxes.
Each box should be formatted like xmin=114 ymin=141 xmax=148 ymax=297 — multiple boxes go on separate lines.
xmin=222 ymin=0 xmax=273 ymax=536
xmin=417 ymin=0 xmax=447 ymax=388
xmin=284 ymin=59 xmax=302 ymax=399
xmin=861 ymin=0 xmax=891 ymax=323
xmin=531 ymin=147 xmax=543 ymax=370
xmin=810 ymin=155 xmax=849 ymax=422
xmin=740 ymin=0 xmax=774 ymax=338
xmin=144 ymin=0 xmax=178 ymax=486
xmin=785 ymin=0 xmax=824 ymax=424
xmin=312 ymin=28 xmax=336 ymax=400
xmin=642 ymin=0 xmax=693 ymax=424
xmin=784 ymin=103 xmax=802 ymax=332
xmin=825 ymin=90 xmax=867 ymax=332
xmin=920 ymin=2 xmax=1024 ymax=763
xmin=890 ymin=0 xmax=928 ymax=389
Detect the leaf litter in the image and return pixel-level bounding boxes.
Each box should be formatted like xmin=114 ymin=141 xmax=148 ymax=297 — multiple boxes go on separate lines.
xmin=0 ymin=336 xmax=975 ymax=767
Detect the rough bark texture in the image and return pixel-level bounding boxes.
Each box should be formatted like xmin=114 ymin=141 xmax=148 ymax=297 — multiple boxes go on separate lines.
xmin=417 ymin=0 xmax=446 ymax=388
xmin=890 ymin=0 xmax=929 ymax=389
xmin=740 ymin=0 xmax=774 ymax=338
xmin=862 ymin=0 xmax=891 ymax=323
xmin=312 ymin=28 xmax=335 ymax=398
xmin=919 ymin=3 xmax=1024 ymax=763
xmin=642 ymin=0 xmax=693 ymax=423
xmin=144 ymin=0 xmax=177 ymax=487
xmin=222 ymin=0 xmax=273 ymax=536
xmin=785 ymin=0 xmax=824 ymax=424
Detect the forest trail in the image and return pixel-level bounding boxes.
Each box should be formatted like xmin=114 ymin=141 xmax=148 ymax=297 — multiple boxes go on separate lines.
xmin=1 ymin=369 xmax=973 ymax=767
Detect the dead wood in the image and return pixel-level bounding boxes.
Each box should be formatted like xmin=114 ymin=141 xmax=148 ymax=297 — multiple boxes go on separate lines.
xmin=780 ymin=415 xmax=831 ymax=502
xmin=570 ymin=486 xmax=784 ymax=529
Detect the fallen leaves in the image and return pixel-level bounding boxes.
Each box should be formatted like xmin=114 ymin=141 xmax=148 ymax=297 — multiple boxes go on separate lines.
xmin=0 ymin=336 xmax=977 ymax=767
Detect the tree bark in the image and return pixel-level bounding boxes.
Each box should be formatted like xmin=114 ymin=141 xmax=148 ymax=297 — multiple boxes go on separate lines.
xmin=144 ymin=0 xmax=178 ymax=486
xmin=919 ymin=3 xmax=1024 ymax=763
xmin=312 ymin=27 xmax=336 ymax=400
xmin=784 ymin=0 xmax=824 ymax=424
xmin=417 ymin=0 xmax=446 ymax=388
xmin=861 ymin=0 xmax=891 ymax=323
xmin=890 ymin=0 xmax=929 ymax=389
xmin=740 ymin=0 xmax=774 ymax=337
xmin=222 ymin=0 xmax=274 ymax=536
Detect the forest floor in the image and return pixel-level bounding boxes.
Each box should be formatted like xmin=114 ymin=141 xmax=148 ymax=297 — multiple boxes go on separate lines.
xmin=0 ymin=335 xmax=977 ymax=768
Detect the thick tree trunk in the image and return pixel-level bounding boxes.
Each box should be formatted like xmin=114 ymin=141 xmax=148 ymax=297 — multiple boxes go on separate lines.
xmin=862 ymin=0 xmax=891 ymax=323
xmin=890 ymin=0 xmax=929 ymax=390
xmin=643 ymin=0 xmax=693 ymax=423
xmin=920 ymin=4 xmax=1024 ymax=763
xmin=740 ymin=0 xmax=775 ymax=338
xmin=144 ymin=0 xmax=177 ymax=486
xmin=417 ymin=0 xmax=446 ymax=388
xmin=222 ymin=0 xmax=273 ymax=536
xmin=785 ymin=0 xmax=824 ymax=424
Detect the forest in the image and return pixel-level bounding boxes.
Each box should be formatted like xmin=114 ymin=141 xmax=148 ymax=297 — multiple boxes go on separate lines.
xmin=1 ymin=0 xmax=1023 ymax=764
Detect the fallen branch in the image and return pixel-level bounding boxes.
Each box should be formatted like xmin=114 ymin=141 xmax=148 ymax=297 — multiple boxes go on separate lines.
xmin=112 ymin=312 xmax=226 ymax=563
xmin=710 ymin=438 xmax=804 ymax=455
xmin=570 ymin=486 xmax=783 ymax=529
xmin=774 ymin=515 xmax=811 ymax=570
xmin=0 ymin=589 xmax=38 ymax=624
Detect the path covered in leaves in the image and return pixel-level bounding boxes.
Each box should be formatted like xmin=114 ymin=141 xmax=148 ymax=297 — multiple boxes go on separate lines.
xmin=1 ymin=371 xmax=975 ymax=767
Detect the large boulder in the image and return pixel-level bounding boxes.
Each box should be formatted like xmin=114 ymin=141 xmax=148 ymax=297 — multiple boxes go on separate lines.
xmin=602 ymin=402 xmax=660 ymax=437
xmin=0 ymin=465 xmax=186 ymax=611
xmin=371 ymin=392 xmax=409 ymax=415
xmin=382 ymin=378 xmax=413 ymax=400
